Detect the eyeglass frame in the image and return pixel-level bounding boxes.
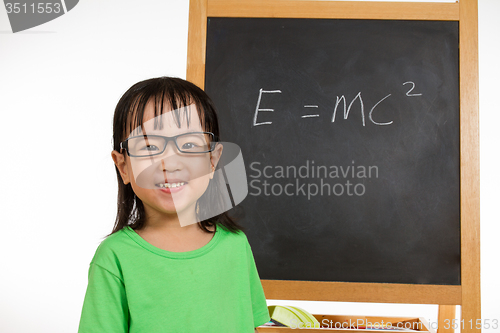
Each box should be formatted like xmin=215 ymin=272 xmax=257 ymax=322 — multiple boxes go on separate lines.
xmin=119 ymin=132 xmax=216 ymax=157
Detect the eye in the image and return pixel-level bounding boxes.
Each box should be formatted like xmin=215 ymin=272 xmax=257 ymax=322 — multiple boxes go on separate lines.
xmin=181 ymin=142 xmax=199 ymax=150
xmin=139 ymin=144 xmax=160 ymax=151
xmin=177 ymin=133 xmax=208 ymax=152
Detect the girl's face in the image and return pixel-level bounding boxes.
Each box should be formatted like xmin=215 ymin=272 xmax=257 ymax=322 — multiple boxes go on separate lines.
xmin=112 ymin=101 xmax=222 ymax=226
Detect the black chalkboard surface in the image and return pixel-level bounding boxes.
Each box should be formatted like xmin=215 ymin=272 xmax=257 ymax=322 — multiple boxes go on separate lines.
xmin=205 ymin=18 xmax=460 ymax=285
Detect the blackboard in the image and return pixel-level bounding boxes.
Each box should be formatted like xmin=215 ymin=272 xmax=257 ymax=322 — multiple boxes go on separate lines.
xmin=205 ymin=18 xmax=460 ymax=285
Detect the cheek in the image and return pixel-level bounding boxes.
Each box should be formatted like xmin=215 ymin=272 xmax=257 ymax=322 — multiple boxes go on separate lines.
xmin=187 ymin=156 xmax=213 ymax=177
xmin=129 ymin=158 xmax=154 ymax=175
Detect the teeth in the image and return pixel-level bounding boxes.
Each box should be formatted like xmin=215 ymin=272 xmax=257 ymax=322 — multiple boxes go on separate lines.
xmin=157 ymin=182 xmax=186 ymax=188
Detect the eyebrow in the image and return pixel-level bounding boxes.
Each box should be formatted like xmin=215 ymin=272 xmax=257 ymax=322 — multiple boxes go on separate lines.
xmin=141 ymin=129 xmax=203 ymax=134
xmin=128 ymin=129 xmax=205 ymax=138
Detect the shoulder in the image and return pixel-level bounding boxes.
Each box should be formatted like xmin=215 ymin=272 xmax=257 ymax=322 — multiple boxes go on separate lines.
xmin=90 ymin=227 xmax=133 ymax=272
xmin=215 ymin=225 xmax=253 ymax=256
xmin=95 ymin=227 xmax=130 ymax=253
xmin=217 ymin=225 xmax=248 ymax=243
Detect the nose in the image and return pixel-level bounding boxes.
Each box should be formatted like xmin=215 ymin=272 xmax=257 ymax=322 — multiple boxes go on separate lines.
xmin=158 ymin=141 xmax=183 ymax=172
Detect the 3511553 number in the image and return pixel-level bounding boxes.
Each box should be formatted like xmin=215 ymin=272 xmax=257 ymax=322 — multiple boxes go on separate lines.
xmin=444 ymin=319 xmax=499 ymax=330
xmin=5 ymin=2 xmax=62 ymax=14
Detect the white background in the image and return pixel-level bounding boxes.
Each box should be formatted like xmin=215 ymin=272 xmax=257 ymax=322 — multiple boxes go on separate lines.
xmin=0 ymin=0 xmax=497 ymax=332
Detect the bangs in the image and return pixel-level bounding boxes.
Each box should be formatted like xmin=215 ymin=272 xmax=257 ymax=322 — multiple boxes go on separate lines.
xmin=124 ymin=80 xmax=210 ymax=140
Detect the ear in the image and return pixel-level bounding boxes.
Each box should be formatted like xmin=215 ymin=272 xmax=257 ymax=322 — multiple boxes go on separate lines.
xmin=209 ymin=143 xmax=223 ymax=180
xmin=111 ymin=150 xmax=131 ymax=185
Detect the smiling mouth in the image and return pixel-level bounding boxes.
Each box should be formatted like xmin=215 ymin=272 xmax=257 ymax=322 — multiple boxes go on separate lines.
xmin=155 ymin=182 xmax=187 ymax=189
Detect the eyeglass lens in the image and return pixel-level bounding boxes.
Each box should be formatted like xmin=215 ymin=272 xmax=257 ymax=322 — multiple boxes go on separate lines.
xmin=127 ymin=133 xmax=213 ymax=156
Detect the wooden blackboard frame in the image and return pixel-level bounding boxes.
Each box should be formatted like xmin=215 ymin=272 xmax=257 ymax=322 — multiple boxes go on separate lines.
xmin=186 ymin=1 xmax=480 ymax=332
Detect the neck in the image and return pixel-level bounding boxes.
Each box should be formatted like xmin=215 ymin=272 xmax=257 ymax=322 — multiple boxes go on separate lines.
xmin=142 ymin=206 xmax=199 ymax=233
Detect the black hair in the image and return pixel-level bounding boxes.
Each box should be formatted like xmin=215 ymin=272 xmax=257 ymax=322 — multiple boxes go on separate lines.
xmin=108 ymin=77 xmax=244 ymax=236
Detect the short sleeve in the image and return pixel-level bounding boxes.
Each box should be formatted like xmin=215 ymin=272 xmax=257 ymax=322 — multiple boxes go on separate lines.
xmin=246 ymin=241 xmax=271 ymax=328
xmin=78 ymin=262 xmax=129 ymax=333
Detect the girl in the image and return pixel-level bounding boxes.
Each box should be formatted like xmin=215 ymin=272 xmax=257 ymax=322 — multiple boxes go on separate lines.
xmin=78 ymin=77 xmax=270 ymax=333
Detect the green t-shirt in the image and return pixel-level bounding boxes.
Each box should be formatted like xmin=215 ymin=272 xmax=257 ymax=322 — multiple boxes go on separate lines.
xmin=78 ymin=225 xmax=270 ymax=333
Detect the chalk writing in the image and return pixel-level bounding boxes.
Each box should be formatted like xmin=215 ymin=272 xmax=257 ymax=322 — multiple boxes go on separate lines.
xmin=253 ymin=81 xmax=422 ymax=127
xmin=253 ymin=88 xmax=282 ymax=126
xmin=302 ymin=105 xmax=319 ymax=118
xmin=403 ymin=81 xmax=422 ymax=97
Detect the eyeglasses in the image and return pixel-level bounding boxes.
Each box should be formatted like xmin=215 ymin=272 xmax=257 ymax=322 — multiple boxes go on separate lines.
xmin=120 ymin=132 xmax=216 ymax=157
